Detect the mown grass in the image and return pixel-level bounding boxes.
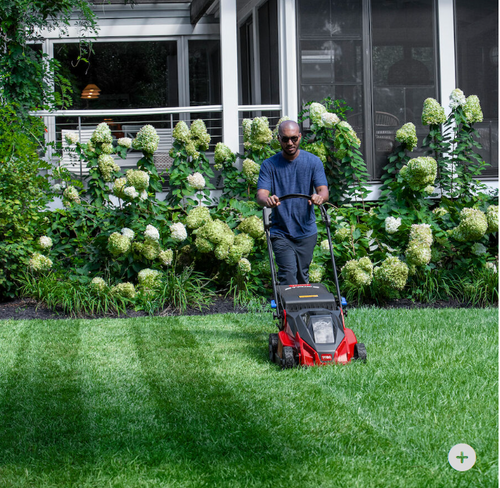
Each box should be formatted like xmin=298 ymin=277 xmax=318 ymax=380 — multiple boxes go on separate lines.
xmin=0 ymin=308 xmax=497 ymax=487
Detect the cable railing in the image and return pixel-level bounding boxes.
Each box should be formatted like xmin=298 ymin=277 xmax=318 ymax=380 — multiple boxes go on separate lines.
xmin=34 ymin=104 xmax=282 ymax=180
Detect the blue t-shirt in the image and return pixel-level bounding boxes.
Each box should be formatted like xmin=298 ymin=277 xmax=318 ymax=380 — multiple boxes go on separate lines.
xmin=257 ymin=150 xmax=328 ymax=238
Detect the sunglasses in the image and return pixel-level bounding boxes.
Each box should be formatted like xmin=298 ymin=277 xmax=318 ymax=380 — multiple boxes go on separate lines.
xmin=279 ymin=135 xmax=299 ymax=143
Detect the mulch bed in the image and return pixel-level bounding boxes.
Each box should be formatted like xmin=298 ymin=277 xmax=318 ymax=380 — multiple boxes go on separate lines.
xmin=0 ymin=296 xmax=492 ymax=321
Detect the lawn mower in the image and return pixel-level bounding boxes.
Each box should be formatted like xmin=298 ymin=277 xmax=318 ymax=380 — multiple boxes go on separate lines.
xmin=264 ymin=194 xmax=367 ymax=369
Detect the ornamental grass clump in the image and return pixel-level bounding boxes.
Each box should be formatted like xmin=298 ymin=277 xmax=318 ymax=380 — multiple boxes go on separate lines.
xmin=421 ymin=98 xmax=447 ymax=126
xmin=374 ymin=256 xmax=409 ymax=290
xmin=395 ymin=123 xmax=418 ymax=151
xmin=108 ymin=232 xmax=132 ymax=257
xmin=451 ymin=208 xmax=488 ymax=242
xmin=29 ymin=252 xmax=53 ymax=272
xmin=111 ymin=282 xmax=136 ymax=299
xmin=486 ymin=205 xmax=498 ymax=233
xmin=341 ymin=257 xmax=373 ymax=287
xmin=132 ymin=125 xmax=160 ymax=154
xmin=405 ymin=224 xmax=433 ymax=267
xmin=399 ymin=157 xmax=437 ymax=192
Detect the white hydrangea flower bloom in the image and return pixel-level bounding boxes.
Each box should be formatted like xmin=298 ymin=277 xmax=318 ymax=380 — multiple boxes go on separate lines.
xmin=486 ymin=262 xmax=498 ymax=273
xmin=39 ymin=236 xmax=53 ymax=250
xmin=51 ymin=183 xmax=62 ymax=193
xmin=170 ymin=222 xmax=187 ymax=242
xmin=29 ymin=253 xmax=53 ymax=272
xmin=91 ymin=277 xmax=107 ymax=292
xmin=159 ymin=249 xmax=174 ymax=266
xmin=117 ymin=137 xmax=132 ymax=148
xmin=471 ymin=243 xmax=487 ymax=255
xmin=385 ymin=216 xmax=402 ymax=234
xmin=139 ymin=190 xmax=148 ymax=201
xmin=145 ymin=224 xmax=160 ymax=242
xmin=320 ymin=239 xmax=330 ymax=252
xmin=320 ymin=112 xmax=340 ymax=128
xmin=187 ymin=172 xmax=206 ymax=190
xmin=124 ymin=186 xmax=139 ymax=199
xmin=238 ymin=258 xmax=252 ymax=274
xmin=449 ymin=88 xmax=467 ymax=109
xmin=121 ymin=228 xmax=135 ymax=240
xmin=64 ymin=132 xmax=79 ymax=145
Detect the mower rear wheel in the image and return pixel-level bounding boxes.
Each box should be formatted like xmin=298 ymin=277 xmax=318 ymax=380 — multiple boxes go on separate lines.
xmin=281 ymin=346 xmax=296 ymax=369
xmin=354 ymin=342 xmax=367 ymax=361
xmin=269 ymin=333 xmax=279 ymax=363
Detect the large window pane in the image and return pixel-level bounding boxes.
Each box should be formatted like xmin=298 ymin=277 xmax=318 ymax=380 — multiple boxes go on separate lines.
xmin=456 ymin=0 xmax=498 ymax=176
xmin=371 ymin=0 xmax=437 ymax=178
xmin=55 ymin=41 xmax=178 ymax=110
xmin=189 ymin=40 xmax=221 ymax=106
xmin=258 ymin=0 xmax=279 ymax=104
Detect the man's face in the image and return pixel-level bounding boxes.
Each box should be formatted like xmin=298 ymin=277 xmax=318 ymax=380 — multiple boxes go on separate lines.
xmin=279 ymin=125 xmax=301 ymax=159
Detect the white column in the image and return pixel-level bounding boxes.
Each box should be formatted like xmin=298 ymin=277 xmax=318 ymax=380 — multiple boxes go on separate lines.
xmin=220 ymin=0 xmax=240 ymax=151
xmin=278 ymin=0 xmax=298 ymax=121
xmin=438 ymin=0 xmax=457 ymax=115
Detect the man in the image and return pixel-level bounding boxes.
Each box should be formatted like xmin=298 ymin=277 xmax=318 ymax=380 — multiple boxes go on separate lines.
xmin=256 ymin=120 xmax=329 ymax=285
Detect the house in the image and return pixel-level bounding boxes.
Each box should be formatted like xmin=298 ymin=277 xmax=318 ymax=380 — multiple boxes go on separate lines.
xmin=38 ymin=0 xmax=498 ymax=196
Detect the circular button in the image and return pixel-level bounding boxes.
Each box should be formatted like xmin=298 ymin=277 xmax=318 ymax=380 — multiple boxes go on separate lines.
xmin=448 ymin=444 xmax=476 ymax=471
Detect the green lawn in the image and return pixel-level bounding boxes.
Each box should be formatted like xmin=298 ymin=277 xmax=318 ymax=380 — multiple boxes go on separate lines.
xmin=0 ymin=308 xmax=497 ymax=487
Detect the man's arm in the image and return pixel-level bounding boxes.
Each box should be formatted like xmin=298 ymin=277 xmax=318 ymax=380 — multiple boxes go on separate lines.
xmin=309 ymin=185 xmax=329 ymax=205
xmin=256 ymin=189 xmax=280 ymax=208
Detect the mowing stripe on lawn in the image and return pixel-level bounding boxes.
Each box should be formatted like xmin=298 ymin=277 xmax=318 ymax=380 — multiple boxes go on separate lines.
xmin=0 ymin=309 xmax=496 ymax=488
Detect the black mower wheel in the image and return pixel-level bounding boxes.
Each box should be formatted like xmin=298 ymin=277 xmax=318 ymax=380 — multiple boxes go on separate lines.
xmin=281 ymin=346 xmax=296 ymax=370
xmin=354 ymin=342 xmax=367 ymax=361
xmin=269 ymin=333 xmax=279 ymax=363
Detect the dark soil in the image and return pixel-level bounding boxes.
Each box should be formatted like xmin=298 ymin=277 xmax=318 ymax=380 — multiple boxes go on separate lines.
xmin=0 ymin=296 xmax=492 ymax=321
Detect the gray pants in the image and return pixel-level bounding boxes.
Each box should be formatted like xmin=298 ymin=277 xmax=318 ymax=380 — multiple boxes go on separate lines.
xmin=271 ymin=233 xmax=317 ymax=285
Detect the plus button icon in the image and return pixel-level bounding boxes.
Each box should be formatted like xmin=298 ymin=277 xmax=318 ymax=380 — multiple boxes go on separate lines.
xmin=449 ymin=444 xmax=476 ymax=471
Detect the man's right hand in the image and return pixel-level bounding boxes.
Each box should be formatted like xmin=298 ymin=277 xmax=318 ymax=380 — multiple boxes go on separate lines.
xmin=257 ymin=189 xmax=280 ymax=208
xmin=264 ymin=194 xmax=280 ymax=208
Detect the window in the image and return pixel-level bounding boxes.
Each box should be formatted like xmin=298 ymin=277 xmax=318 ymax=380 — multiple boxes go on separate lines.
xmin=297 ymin=0 xmax=438 ymax=180
xmin=238 ymin=0 xmax=280 ymax=105
xmin=54 ymin=41 xmax=178 ymax=110
xmin=455 ymin=0 xmax=498 ymax=176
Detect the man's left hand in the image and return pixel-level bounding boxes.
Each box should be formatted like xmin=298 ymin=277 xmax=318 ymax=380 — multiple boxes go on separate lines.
xmin=309 ymin=193 xmax=325 ymax=205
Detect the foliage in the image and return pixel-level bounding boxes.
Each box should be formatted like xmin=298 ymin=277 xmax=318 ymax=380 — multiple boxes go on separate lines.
xmin=299 ymin=98 xmax=370 ymax=205
xmin=0 ymin=105 xmax=53 ymax=297
xmin=0 ymin=0 xmax=98 ymax=112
